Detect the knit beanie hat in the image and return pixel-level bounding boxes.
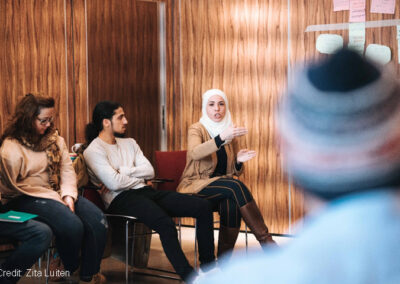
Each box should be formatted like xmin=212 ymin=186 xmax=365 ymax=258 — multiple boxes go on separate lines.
xmin=277 ymin=49 xmax=400 ymax=199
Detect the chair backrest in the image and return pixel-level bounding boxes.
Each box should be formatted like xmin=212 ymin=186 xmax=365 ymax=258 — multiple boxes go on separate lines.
xmin=72 ymin=153 xmax=90 ymax=189
xmin=154 ymin=150 xmax=187 ymax=192
xmin=82 ymin=187 xmax=106 ymax=212
xmin=72 ymin=151 xmax=106 ymax=212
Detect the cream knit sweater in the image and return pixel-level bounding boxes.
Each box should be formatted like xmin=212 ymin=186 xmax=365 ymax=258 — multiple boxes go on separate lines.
xmin=83 ymin=137 xmax=154 ymax=208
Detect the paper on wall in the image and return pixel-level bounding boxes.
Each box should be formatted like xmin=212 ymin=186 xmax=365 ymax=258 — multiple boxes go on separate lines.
xmin=350 ymin=0 xmax=365 ymax=9
xmin=348 ymin=23 xmax=365 ymax=55
xmin=334 ymin=0 xmax=349 ymax=11
xmin=365 ymin=44 xmax=391 ymax=64
xmin=349 ymin=9 xmax=366 ymax=22
xmin=316 ymin=34 xmax=344 ymax=54
xmin=371 ymin=0 xmax=395 ymax=14
xmin=349 ymin=0 xmax=366 ymax=22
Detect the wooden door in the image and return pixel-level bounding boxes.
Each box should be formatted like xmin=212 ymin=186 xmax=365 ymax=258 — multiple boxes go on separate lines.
xmin=86 ymin=0 xmax=160 ymax=161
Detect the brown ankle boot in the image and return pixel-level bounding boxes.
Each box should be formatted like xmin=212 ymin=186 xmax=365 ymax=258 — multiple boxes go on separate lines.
xmin=79 ymin=273 xmax=106 ymax=284
xmin=217 ymin=225 xmax=240 ymax=260
xmin=240 ymin=200 xmax=277 ymax=249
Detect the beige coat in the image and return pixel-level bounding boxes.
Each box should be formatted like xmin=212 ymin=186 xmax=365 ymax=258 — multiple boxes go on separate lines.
xmin=177 ymin=122 xmax=244 ymax=194
xmin=0 ymin=137 xmax=78 ymax=204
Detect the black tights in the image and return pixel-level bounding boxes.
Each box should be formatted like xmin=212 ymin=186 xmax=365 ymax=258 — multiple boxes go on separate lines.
xmin=197 ymin=178 xmax=253 ymax=228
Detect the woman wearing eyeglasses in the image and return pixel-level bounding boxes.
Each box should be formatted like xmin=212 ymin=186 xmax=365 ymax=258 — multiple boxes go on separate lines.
xmin=0 ymin=94 xmax=107 ymax=284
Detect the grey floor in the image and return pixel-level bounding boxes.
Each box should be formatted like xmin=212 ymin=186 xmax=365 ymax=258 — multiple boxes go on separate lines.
xmin=19 ymin=227 xmax=288 ymax=284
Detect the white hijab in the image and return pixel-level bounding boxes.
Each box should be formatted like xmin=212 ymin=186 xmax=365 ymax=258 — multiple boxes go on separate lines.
xmin=199 ymin=89 xmax=233 ymax=140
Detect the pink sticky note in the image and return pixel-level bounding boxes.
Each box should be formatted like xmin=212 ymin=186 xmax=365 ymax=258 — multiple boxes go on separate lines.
xmin=350 ymin=0 xmax=366 ymax=9
xmin=349 ymin=0 xmax=365 ymax=22
xmin=349 ymin=9 xmax=366 ymax=22
xmin=334 ymin=0 xmax=349 ymax=11
xmin=371 ymin=0 xmax=395 ymax=14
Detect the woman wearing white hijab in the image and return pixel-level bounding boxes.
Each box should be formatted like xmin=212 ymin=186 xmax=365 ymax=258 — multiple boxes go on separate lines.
xmin=177 ymin=89 xmax=275 ymax=260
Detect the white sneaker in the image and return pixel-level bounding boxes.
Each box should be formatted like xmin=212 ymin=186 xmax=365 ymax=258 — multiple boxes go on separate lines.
xmin=191 ymin=267 xmax=221 ymax=284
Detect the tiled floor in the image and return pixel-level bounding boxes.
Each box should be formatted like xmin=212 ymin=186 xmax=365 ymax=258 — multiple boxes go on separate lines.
xmin=19 ymin=227 xmax=290 ymax=284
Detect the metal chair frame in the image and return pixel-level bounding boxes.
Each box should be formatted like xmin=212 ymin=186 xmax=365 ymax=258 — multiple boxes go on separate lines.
xmin=81 ymin=188 xmax=180 ymax=284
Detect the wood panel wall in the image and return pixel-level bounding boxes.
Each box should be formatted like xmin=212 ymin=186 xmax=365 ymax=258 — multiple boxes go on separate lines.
xmin=68 ymin=0 xmax=89 ymax=144
xmin=86 ymin=0 xmax=160 ymax=161
xmin=3 ymin=0 xmax=399 ymax=234
xmin=0 ymin=0 xmax=72 ymax=144
xmin=1 ymin=0 xmax=162 ymax=161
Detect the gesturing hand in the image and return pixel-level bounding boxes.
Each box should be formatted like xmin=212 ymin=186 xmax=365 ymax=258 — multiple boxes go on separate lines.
xmin=237 ymin=149 xmax=256 ymax=163
xmin=220 ymin=125 xmax=248 ymax=141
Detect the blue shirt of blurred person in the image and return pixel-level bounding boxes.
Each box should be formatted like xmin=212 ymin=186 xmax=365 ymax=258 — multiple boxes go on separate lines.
xmin=198 ymin=190 xmax=400 ymax=284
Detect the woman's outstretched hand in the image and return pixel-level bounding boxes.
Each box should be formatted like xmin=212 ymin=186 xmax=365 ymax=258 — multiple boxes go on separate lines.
xmin=237 ymin=149 xmax=256 ymax=163
xmin=220 ymin=125 xmax=248 ymax=141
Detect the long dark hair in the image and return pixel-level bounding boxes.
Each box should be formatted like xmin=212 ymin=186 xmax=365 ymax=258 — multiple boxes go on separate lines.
xmin=85 ymin=100 xmax=122 ymax=145
xmin=0 ymin=94 xmax=55 ymax=146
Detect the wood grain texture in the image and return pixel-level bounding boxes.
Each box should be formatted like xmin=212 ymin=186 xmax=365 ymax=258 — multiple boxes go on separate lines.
xmin=172 ymin=0 xmax=290 ymax=233
xmin=66 ymin=0 xmax=76 ymax=147
xmin=6 ymin=0 xmax=398 ymax=235
xmin=69 ymin=0 xmax=90 ymax=144
xmin=0 ymin=0 xmax=70 ymax=144
xmin=166 ymin=0 xmax=183 ymax=151
xmin=86 ymin=0 xmax=160 ymax=162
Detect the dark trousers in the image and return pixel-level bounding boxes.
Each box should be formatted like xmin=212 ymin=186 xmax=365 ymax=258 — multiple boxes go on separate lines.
xmin=107 ymin=186 xmax=215 ymax=281
xmin=5 ymin=196 xmax=107 ymax=280
xmin=198 ymin=178 xmax=253 ymax=228
xmin=0 ymin=220 xmax=52 ymax=284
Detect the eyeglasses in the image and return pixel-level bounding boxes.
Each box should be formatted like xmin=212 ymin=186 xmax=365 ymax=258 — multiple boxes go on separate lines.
xmin=37 ymin=117 xmax=54 ymax=125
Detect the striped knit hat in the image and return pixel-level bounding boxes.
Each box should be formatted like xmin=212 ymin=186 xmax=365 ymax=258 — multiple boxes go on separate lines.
xmin=277 ymin=49 xmax=400 ymax=199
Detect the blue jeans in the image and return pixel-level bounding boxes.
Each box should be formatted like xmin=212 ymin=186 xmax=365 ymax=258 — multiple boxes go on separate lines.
xmin=0 ymin=219 xmax=52 ymax=284
xmin=5 ymin=196 xmax=107 ymax=281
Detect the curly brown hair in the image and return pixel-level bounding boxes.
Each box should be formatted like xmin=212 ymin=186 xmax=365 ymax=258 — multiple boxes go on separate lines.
xmin=0 ymin=93 xmax=55 ymax=146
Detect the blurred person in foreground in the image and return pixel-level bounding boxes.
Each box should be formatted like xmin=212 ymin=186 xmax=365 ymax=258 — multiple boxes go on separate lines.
xmin=195 ymin=49 xmax=400 ymax=284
